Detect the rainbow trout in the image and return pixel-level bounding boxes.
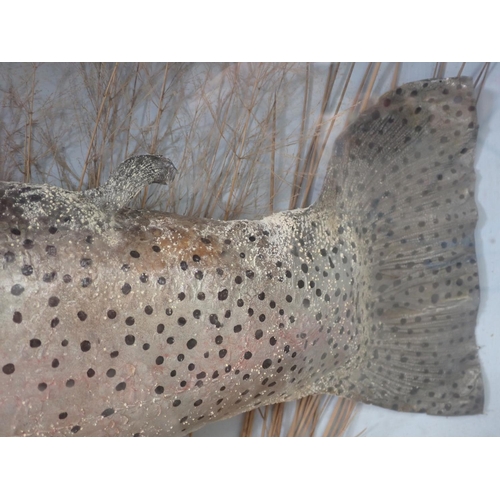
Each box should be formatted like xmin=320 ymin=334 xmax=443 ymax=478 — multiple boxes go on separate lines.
xmin=0 ymin=77 xmax=484 ymax=436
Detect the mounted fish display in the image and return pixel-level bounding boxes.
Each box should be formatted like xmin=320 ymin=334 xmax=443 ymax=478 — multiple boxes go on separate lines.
xmin=0 ymin=76 xmax=483 ymax=436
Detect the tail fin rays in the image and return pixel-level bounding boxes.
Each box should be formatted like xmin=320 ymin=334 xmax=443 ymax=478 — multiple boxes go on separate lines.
xmin=318 ymin=77 xmax=483 ymax=416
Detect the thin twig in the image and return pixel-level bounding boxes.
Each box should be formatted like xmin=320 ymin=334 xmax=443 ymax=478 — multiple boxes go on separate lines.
xmin=345 ymin=62 xmax=373 ymax=128
xmin=78 ymin=62 xmax=119 ymax=191
xmin=391 ymin=62 xmax=401 ymax=90
xmin=316 ymin=62 xmax=355 ymax=173
xmin=260 ymin=406 xmax=270 ymax=436
xmin=140 ymin=63 xmax=170 ymax=208
xmin=268 ymin=403 xmax=285 ymax=436
xmin=436 ymin=62 xmax=447 ymax=79
xmin=360 ymin=62 xmax=381 ymax=112
xmin=124 ymin=63 xmax=141 ymax=158
xmin=270 ymin=93 xmax=277 ymax=213
xmin=240 ymin=408 xmax=255 ymax=437
xmin=475 ymin=62 xmax=491 ymax=100
xmin=301 ymin=62 xmax=339 ymax=207
xmin=24 ymin=63 xmax=38 ymax=183
xmin=289 ymin=63 xmax=310 ymax=210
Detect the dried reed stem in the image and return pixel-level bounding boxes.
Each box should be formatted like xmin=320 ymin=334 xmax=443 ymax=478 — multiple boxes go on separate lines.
xmin=475 ymin=62 xmax=491 ymax=99
xmin=345 ymin=63 xmax=373 ymax=127
xmin=317 ymin=62 xmax=355 ymax=171
xmin=360 ymin=62 xmax=381 ymax=113
xmin=78 ymin=62 xmax=119 ymax=191
xmin=240 ymin=408 xmax=255 ymax=437
xmin=391 ymin=62 xmax=401 ymax=90
xmin=301 ymin=62 xmax=340 ymax=208
xmin=322 ymin=398 xmax=357 ymax=437
xmin=289 ymin=63 xmax=310 ymax=210
xmin=270 ymin=94 xmax=277 ymax=213
xmin=23 ymin=63 xmax=37 ymax=183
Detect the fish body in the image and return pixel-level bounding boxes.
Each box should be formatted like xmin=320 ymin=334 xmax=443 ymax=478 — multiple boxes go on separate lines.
xmin=0 ymin=77 xmax=484 ymax=436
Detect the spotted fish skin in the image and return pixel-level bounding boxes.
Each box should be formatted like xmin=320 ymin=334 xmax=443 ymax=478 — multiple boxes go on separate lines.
xmin=0 ymin=77 xmax=484 ymax=436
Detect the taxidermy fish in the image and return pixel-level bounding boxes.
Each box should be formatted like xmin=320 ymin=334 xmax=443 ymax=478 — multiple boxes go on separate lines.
xmin=0 ymin=77 xmax=484 ymax=436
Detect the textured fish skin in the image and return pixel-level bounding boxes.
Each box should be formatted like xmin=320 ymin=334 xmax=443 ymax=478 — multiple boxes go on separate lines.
xmin=0 ymin=77 xmax=483 ymax=436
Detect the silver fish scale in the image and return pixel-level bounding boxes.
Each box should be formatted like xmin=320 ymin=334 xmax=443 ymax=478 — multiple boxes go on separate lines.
xmin=0 ymin=77 xmax=483 ymax=436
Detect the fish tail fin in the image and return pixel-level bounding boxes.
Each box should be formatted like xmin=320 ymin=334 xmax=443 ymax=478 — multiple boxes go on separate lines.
xmin=317 ymin=77 xmax=484 ymax=415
